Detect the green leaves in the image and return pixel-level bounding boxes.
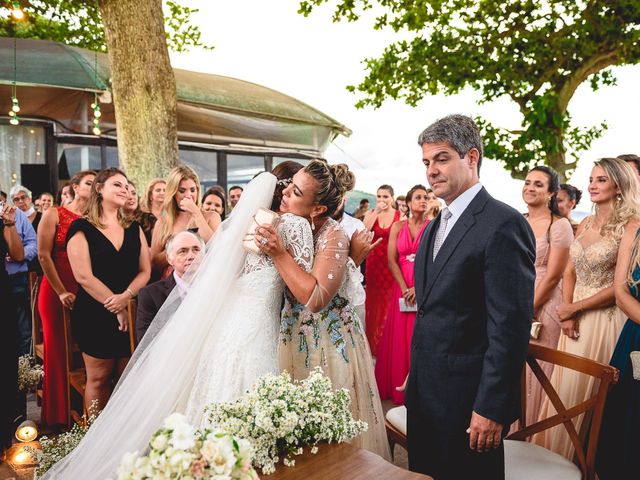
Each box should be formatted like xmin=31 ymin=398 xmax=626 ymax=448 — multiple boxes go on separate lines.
xmin=299 ymin=0 xmax=640 ymax=179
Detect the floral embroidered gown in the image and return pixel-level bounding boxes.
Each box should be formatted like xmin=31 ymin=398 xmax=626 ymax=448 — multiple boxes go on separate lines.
xmin=280 ymin=218 xmax=391 ymax=461
xmin=532 ymin=217 xmax=626 ymax=458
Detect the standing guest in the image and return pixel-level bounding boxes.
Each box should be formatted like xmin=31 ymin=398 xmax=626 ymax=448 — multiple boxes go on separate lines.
xmin=201 ymin=186 xmax=226 ymax=220
xmin=406 ymin=115 xmax=535 ymax=480
xmin=556 ymin=184 xmax=583 ymax=234
xmin=35 ymin=198 xmax=42 ymax=213
xmin=0 ymin=201 xmax=23 ymax=450
xmin=597 ymin=219 xmax=640 ymax=479
xmin=37 ymin=170 xmax=95 ymax=427
xmin=10 ymin=185 xmax=42 ymax=232
xmin=228 ymin=185 xmax=243 ymax=210
xmin=425 ymin=189 xmax=441 ymax=220
xmin=353 ymin=198 xmax=369 ymax=221
xmin=0 ymin=190 xmax=7 ymax=202
xmin=59 ymin=184 xmax=73 ymax=206
xmin=262 ymin=161 xmax=390 ymax=459
xmin=363 ymin=184 xmax=400 ymax=355
xmin=376 ymin=184 xmax=430 ymax=405
xmin=136 ymin=231 xmax=205 ymax=342
xmin=151 ymin=166 xmax=220 ymax=277
xmin=521 ymin=166 xmax=573 ymax=425
xmin=142 ymin=179 xmax=166 ymax=220
xmin=66 ymin=168 xmax=150 ymax=412
xmin=5 ymin=205 xmax=37 ymax=357
xmin=39 ymin=192 xmax=55 ymax=212
xmin=396 ymin=195 xmax=409 ymax=220
xmin=618 ymin=153 xmax=640 ymax=178
xmin=123 ymin=180 xmax=140 ymax=218
xmin=533 ymin=158 xmax=639 ymax=458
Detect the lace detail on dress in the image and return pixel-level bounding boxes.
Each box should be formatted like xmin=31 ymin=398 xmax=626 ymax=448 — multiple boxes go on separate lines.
xmin=571 ymin=216 xmax=620 ymax=292
xmin=242 ymin=213 xmax=313 ymax=275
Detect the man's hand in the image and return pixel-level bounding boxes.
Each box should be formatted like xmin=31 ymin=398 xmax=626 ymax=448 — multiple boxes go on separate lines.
xmin=466 ymin=411 xmax=503 ymax=453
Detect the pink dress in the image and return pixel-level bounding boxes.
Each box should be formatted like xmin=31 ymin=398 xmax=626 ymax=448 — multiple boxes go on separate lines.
xmin=375 ymin=220 xmax=429 ymax=404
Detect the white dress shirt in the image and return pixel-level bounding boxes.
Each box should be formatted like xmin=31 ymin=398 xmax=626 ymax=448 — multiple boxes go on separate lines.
xmin=439 ymin=182 xmax=483 ymax=243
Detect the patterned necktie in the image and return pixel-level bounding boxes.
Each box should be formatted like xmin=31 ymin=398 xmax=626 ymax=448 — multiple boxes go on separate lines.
xmin=432 ymin=207 xmax=452 ymax=260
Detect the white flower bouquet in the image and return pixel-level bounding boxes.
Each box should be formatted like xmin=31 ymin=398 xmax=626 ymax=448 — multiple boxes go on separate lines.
xmin=17 ymin=354 xmax=44 ymax=392
xmin=205 ymin=368 xmax=367 ymax=475
xmin=117 ymin=413 xmax=259 ymax=480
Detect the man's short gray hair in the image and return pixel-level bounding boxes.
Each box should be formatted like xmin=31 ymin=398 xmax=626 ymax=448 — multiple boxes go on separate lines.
xmin=417 ymin=114 xmax=484 ymax=171
xmin=9 ymin=184 xmax=32 ymax=200
xmin=165 ymin=230 xmax=205 ymax=261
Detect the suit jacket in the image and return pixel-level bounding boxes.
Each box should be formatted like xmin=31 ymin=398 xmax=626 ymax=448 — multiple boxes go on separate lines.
xmin=136 ymin=275 xmax=176 ymax=342
xmin=406 ymin=187 xmax=535 ymax=476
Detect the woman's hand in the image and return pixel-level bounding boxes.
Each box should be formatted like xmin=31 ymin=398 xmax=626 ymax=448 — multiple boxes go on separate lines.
xmin=396 ymin=375 xmax=408 ymax=392
xmin=59 ymin=291 xmax=76 ymax=309
xmin=374 ymin=200 xmax=388 ymax=214
xmin=255 ymin=224 xmax=286 ymax=258
xmin=560 ymin=318 xmax=580 ymax=340
xmin=104 ymin=293 xmax=129 ymax=314
xmin=403 ymin=287 xmax=416 ymax=306
xmin=179 ymin=197 xmax=200 ymax=216
xmin=116 ymin=310 xmax=128 ymax=332
xmin=1 ymin=204 xmax=17 ymax=223
xmin=556 ymin=302 xmax=579 ymax=321
xmin=350 ymin=229 xmax=382 ymax=267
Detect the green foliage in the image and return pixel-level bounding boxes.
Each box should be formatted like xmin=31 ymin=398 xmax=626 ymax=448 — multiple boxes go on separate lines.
xmin=0 ymin=0 xmax=213 ymax=53
xmin=299 ymin=0 xmax=640 ymax=179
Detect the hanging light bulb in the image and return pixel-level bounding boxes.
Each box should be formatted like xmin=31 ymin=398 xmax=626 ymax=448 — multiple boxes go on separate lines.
xmin=91 ymin=92 xmax=101 ymax=135
xmin=92 ymin=126 xmax=101 ymax=135
xmin=11 ymin=96 xmax=20 ymax=113
xmin=8 ymin=95 xmax=20 ymax=125
xmin=11 ymin=1 xmax=25 ymax=20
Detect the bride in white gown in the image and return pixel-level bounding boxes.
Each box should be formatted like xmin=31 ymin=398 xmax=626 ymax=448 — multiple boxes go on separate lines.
xmin=42 ymin=172 xmax=314 ymax=479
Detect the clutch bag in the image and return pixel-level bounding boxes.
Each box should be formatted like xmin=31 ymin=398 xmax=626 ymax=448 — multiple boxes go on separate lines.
xmin=530 ymin=321 xmax=542 ymax=340
xmin=243 ymin=207 xmax=281 ymax=254
xmin=399 ymin=298 xmax=417 ymax=313
xmin=630 ymin=351 xmax=640 ymax=381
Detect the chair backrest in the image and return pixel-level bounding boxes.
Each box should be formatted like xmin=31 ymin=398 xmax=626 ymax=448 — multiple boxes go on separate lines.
xmin=29 ymin=272 xmax=43 ymax=350
xmin=127 ymin=297 xmax=138 ymax=354
xmin=507 ymin=343 xmax=618 ymax=480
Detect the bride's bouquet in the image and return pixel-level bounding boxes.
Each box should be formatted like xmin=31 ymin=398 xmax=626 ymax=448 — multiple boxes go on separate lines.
xmin=204 ymin=368 xmax=368 ymax=475
xmin=117 ymin=413 xmax=258 ymax=480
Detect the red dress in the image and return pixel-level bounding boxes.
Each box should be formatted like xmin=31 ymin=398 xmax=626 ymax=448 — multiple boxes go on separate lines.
xmin=365 ymin=209 xmax=401 ymax=355
xmin=375 ymin=220 xmax=429 ymax=404
xmin=38 ymin=206 xmax=80 ymax=426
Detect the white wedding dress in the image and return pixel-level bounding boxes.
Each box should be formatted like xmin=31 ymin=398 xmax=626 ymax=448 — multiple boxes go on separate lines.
xmin=42 ymin=173 xmax=313 ymax=479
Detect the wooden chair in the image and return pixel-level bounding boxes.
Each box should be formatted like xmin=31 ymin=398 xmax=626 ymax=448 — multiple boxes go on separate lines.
xmin=385 ymin=405 xmax=408 ymax=457
xmin=504 ymin=343 xmax=618 ymax=480
xmin=127 ymin=297 xmax=138 ymax=354
xmin=62 ymin=305 xmax=87 ymax=427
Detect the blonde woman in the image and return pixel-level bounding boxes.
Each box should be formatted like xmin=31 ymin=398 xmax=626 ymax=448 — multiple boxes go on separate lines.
xmin=533 ymin=158 xmax=640 ymax=458
xmin=150 ymin=166 xmax=220 ymax=276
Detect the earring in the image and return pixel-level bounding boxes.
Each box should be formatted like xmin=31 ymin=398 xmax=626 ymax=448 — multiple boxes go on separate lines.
xmin=310 ymin=216 xmax=315 ymax=231
xmin=615 ymin=194 xmax=622 ymax=206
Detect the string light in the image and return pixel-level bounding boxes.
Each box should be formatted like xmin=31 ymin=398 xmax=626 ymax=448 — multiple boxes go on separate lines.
xmin=91 ymin=51 xmax=101 ymax=135
xmin=10 ymin=1 xmax=24 ymax=20
xmin=8 ymin=35 xmax=20 ymax=125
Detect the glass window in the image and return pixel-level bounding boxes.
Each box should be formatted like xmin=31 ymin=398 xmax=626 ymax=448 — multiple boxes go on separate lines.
xmin=0 ymin=124 xmax=46 ymax=193
xmin=105 ymin=146 xmax=119 ymax=168
xmin=57 ymin=144 xmax=102 ymax=180
xmin=180 ymin=149 xmax=217 ymax=191
xmin=227 ymin=154 xmax=265 ymax=189
xmin=273 ymin=157 xmax=311 ymax=168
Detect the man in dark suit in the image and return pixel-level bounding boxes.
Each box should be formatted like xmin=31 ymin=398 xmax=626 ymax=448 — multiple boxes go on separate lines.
xmin=406 ymin=114 xmax=536 ymax=480
xmin=136 ymin=230 xmax=204 ymax=341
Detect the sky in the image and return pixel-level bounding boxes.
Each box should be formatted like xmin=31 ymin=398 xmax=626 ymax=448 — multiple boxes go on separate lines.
xmin=169 ymin=1 xmax=639 ymax=213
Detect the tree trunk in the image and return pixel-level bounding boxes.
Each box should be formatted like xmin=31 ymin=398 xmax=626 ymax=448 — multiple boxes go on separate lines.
xmin=98 ymin=0 xmax=179 ymax=190
xmin=546 ymin=150 xmax=568 ymax=183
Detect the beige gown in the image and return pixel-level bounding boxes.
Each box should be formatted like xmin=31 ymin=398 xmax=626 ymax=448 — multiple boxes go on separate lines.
xmin=525 ymin=217 xmax=574 ymax=426
xmin=279 ymin=218 xmax=391 ymax=461
xmin=532 ymin=217 xmax=625 ymax=458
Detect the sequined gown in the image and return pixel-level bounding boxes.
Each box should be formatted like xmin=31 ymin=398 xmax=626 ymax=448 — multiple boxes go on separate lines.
xmin=524 ymin=217 xmax=573 ymax=426
xmin=533 ymin=217 xmax=626 ymax=458
xmin=365 ymin=210 xmax=401 ymax=355
xmin=37 ymin=206 xmax=81 ymax=425
xmin=280 ymin=218 xmax=391 ymax=460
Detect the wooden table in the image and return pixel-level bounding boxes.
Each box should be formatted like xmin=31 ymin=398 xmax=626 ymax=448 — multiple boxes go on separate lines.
xmin=266 ymin=443 xmax=431 ymax=480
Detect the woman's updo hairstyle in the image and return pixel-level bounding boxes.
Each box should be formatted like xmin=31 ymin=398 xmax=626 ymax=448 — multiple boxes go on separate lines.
xmin=304 ymin=160 xmax=356 ymax=217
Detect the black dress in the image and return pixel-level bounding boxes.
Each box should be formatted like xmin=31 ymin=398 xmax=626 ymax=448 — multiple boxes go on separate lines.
xmin=66 ymin=218 xmax=141 ymax=359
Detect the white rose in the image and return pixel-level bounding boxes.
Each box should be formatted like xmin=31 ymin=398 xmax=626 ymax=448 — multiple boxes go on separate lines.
xmin=163 ymin=412 xmax=187 ymax=430
xmin=200 ymin=439 xmax=218 ymax=462
xmin=151 ymin=434 xmax=168 ymax=451
xmin=170 ymin=422 xmax=196 ymax=450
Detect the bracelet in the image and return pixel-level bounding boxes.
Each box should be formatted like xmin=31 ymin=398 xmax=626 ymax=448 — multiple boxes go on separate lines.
xmin=3 ymin=221 xmax=15 ymax=227
xmin=126 ymin=288 xmax=134 ymax=298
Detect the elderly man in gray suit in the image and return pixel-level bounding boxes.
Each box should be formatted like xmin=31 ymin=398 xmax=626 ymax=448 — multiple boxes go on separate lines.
xmin=406 ymin=115 xmax=536 ymax=480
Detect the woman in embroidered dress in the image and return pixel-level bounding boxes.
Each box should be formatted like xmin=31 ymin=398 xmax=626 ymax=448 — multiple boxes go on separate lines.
xmin=521 ymin=166 xmax=573 ymax=426
xmin=375 ymin=185 xmax=431 ymax=405
xmin=533 ymin=158 xmax=640 ymax=458
xmin=258 ymin=160 xmax=391 ymax=460
xmin=37 ymin=170 xmax=95 ymax=427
